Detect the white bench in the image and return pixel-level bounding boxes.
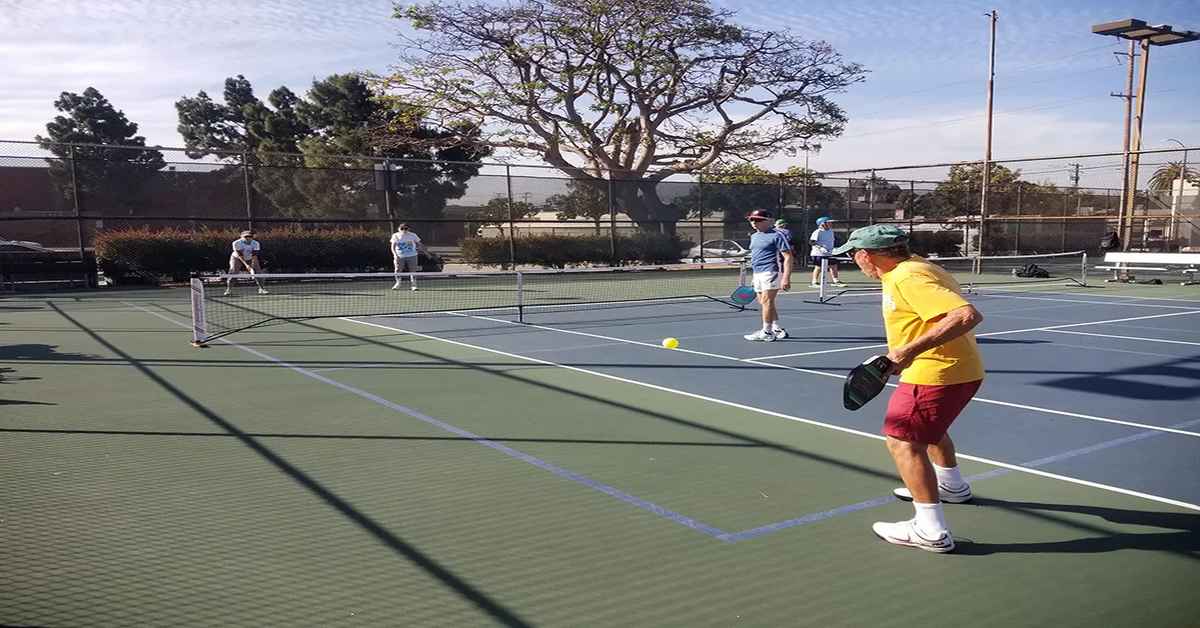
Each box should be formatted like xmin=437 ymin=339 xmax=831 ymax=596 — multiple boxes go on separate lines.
xmin=1096 ymin=252 xmax=1200 ymax=285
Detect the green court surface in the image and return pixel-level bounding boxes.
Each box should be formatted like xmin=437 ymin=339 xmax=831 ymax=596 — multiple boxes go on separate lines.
xmin=3 ymin=283 xmax=1198 ymax=627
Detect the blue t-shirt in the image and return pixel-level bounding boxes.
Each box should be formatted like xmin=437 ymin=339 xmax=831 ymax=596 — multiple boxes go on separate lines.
xmin=749 ymin=229 xmax=791 ymax=273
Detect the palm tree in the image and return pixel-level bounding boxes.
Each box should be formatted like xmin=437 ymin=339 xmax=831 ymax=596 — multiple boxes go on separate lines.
xmin=1148 ymin=162 xmax=1199 ymax=192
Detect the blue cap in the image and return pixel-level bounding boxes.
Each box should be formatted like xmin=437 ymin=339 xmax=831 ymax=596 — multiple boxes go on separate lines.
xmin=815 ymin=216 xmax=832 ymax=225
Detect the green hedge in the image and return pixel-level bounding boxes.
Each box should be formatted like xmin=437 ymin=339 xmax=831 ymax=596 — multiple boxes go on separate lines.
xmin=95 ymin=227 xmax=397 ymax=282
xmin=459 ymin=233 xmax=690 ymax=268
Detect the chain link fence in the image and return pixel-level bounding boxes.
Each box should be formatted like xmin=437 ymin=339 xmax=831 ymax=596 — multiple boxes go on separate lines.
xmin=2 ymin=139 xmax=1196 ymax=277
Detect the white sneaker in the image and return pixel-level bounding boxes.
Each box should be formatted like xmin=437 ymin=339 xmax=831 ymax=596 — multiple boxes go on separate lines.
xmin=871 ymin=519 xmax=955 ymax=553
xmin=410 ymin=285 xmax=418 ymax=291
xmin=258 ymin=287 xmax=269 ymax=295
xmin=832 ymin=281 xmax=847 ymax=287
xmin=893 ymin=483 xmax=973 ymax=504
xmin=222 ymin=288 xmax=232 ymax=297
xmin=743 ymin=329 xmax=776 ymax=342
xmin=772 ymin=327 xmax=788 ymax=340
xmin=809 ymin=282 xmax=819 ymax=288
xmin=392 ymin=281 xmax=402 ymax=290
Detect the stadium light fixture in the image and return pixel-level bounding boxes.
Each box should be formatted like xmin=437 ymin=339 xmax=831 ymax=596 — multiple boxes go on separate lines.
xmin=1092 ymin=18 xmax=1199 ymax=249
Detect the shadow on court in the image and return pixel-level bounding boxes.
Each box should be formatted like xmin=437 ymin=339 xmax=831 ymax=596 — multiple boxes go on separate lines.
xmin=1038 ymin=355 xmax=1200 ymax=401
xmin=0 ymin=344 xmax=102 ymax=406
xmin=955 ymin=497 xmax=1200 ymax=557
xmin=45 ymin=302 xmax=537 ymax=628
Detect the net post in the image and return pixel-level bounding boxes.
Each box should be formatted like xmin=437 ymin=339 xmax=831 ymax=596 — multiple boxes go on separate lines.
xmin=189 ymin=277 xmax=208 ymax=348
xmin=818 ymin=257 xmax=828 ymax=302
xmin=516 ymin=271 xmax=525 ymax=323
xmin=1080 ymin=252 xmax=1088 ymax=287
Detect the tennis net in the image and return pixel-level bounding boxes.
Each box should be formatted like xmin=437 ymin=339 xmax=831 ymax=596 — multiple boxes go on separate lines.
xmin=189 ymin=262 xmax=748 ymax=345
xmin=816 ymin=251 xmax=1088 ymax=303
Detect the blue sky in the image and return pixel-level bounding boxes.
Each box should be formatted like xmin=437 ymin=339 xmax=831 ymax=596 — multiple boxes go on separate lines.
xmin=2 ymin=0 xmax=1197 ymax=188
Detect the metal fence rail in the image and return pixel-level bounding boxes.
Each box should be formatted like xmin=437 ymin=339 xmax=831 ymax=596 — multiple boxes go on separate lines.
xmin=2 ymin=139 xmax=1196 ymax=275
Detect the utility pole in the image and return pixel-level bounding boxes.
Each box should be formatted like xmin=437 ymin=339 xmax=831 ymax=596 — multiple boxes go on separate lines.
xmin=1068 ymin=163 xmax=1082 ymax=189
xmin=1111 ymin=41 xmax=1137 ymax=249
xmin=979 ymin=9 xmax=998 ymax=260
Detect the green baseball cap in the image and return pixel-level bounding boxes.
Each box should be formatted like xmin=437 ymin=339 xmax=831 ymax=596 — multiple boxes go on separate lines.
xmin=830 ymin=224 xmax=909 ymax=256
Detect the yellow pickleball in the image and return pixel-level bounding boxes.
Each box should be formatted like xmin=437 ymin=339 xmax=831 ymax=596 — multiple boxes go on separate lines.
xmin=662 ymin=337 xmax=679 ymax=349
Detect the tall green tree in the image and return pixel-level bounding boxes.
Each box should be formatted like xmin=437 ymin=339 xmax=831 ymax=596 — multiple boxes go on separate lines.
xmin=384 ymin=0 xmax=865 ymax=232
xmin=36 ymin=87 xmax=166 ymax=213
xmin=468 ymin=197 xmax=540 ymax=237
xmin=546 ymin=180 xmax=610 ymax=235
xmin=1148 ymin=162 xmax=1199 ymax=192
xmin=175 ymin=74 xmax=488 ymax=219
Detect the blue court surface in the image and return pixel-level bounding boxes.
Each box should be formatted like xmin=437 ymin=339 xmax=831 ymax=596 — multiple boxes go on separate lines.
xmin=353 ymin=286 xmax=1200 ymax=510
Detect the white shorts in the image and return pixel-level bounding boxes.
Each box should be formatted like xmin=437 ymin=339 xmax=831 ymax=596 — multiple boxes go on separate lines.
xmin=752 ymin=271 xmax=781 ymax=293
xmin=229 ymin=254 xmax=261 ymax=273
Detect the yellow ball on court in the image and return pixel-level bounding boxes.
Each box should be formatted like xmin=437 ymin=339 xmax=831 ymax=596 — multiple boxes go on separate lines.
xmin=662 ymin=337 xmax=680 ymax=349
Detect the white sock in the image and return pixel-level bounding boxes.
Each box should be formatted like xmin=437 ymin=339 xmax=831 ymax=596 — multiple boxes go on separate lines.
xmin=933 ymin=463 xmax=966 ymax=489
xmin=912 ymin=501 xmax=949 ymax=535
xmin=761 ymin=324 xmax=771 ymax=333
xmin=771 ymin=321 xmax=783 ymax=331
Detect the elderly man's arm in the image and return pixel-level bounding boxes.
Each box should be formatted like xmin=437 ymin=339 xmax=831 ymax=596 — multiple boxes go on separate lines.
xmin=886 ymin=305 xmax=983 ymax=372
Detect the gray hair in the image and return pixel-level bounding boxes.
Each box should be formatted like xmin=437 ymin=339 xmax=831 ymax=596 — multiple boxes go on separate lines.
xmin=865 ymin=243 xmax=911 ymax=259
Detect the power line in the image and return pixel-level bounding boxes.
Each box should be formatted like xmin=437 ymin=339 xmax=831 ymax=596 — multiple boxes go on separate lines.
xmin=838 ymin=88 xmax=1181 ymax=140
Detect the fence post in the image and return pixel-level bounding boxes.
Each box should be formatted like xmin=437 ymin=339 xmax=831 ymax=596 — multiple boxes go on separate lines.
xmin=868 ymin=169 xmax=876 ymax=225
xmin=608 ymin=177 xmax=617 ymax=265
xmin=845 ymin=177 xmax=853 ymax=226
xmin=505 ymin=164 xmax=516 ymax=268
xmin=67 ymin=144 xmax=89 ymax=285
xmin=1015 ymin=184 xmax=1022 ymax=253
xmin=383 ymin=158 xmax=396 ymax=232
xmin=777 ymin=173 xmax=785 ymax=215
xmin=697 ymin=174 xmax=705 ymax=263
xmin=68 ymin=144 xmax=84 ymax=255
xmin=241 ymin=151 xmax=254 ymax=230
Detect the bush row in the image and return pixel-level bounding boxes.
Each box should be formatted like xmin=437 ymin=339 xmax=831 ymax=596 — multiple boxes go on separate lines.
xmin=94 ymin=227 xmax=401 ymax=282
xmin=459 ymin=233 xmax=690 ymax=268
xmin=93 ymin=228 xmax=692 ymax=283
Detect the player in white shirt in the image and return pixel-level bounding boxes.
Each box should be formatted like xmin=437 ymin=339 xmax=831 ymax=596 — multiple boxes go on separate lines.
xmin=809 ymin=216 xmax=846 ymax=288
xmin=224 ymin=230 xmax=268 ymax=296
xmin=389 ymin=224 xmax=425 ymax=290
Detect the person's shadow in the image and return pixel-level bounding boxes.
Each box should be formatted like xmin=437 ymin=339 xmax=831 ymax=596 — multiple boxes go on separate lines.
xmin=953 ymin=497 xmax=1200 ymax=557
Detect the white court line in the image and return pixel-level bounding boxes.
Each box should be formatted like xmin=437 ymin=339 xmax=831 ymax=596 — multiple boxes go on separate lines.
xmin=978 ymin=286 xmax=1200 ymax=305
xmin=424 ymin=310 xmax=1200 ymax=439
xmin=1044 ymin=329 xmax=1200 ymax=347
xmin=753 ymin=308 xmax=1200 ymax=360
xmin=127 ymin=301 xmax=1200 ymax=511
xmin=1045 ymin=342 xmax=1192 ymax=360
xmin=812 ymin=285 xmax=1200 ymax=309
xmin=972 ymin=293 xmax=1200 ymax=310
xmin=336 ymin=316 xmax=1200 ymax=513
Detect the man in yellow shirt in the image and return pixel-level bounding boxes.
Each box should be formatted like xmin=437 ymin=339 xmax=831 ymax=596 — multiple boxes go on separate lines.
xmin=832 ymin=225 xmax=985 ymax=553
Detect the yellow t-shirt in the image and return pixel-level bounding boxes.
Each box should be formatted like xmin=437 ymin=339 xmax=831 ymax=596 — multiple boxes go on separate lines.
xmin=880 ymin=256 xmax=985 ymax=385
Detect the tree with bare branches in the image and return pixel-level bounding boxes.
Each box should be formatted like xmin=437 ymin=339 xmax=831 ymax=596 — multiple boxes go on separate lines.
xmin=380 ymin=0 xmax=865 ymax=232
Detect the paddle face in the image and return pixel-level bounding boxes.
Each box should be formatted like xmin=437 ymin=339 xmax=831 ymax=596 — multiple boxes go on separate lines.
xmin=730 ymin=285 xmax=757 ymax=306
xmin=843 ymin=355 xmax=895 ymax=411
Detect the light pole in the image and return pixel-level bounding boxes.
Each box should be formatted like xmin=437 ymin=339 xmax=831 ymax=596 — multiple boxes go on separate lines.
xmin=1092 ymin=19 xmax=1199 ymax=250
xmin=1165 ymin=138 xmax=1189 ymax=246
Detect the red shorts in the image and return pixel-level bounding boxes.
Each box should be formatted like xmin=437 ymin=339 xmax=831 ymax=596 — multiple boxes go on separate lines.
xmin=883 ymin=380 xmax=982 ymax=444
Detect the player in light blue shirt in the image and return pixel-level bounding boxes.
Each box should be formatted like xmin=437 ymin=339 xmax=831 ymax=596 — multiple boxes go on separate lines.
xmin=744 ymin=210 xmax=793 ymax=342
xmin=809 ymin=216 xmax=845 ymax=287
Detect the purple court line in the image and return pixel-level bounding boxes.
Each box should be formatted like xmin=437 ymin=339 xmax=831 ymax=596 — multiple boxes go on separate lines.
xmin=724 ymin=417 xmax=1200 ymax=542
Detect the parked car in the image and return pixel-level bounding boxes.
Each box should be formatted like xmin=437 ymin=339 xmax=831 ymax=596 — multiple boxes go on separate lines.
xmin=688 ymin=239 xmax=748 ymax=262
